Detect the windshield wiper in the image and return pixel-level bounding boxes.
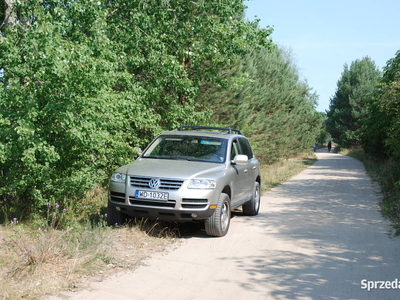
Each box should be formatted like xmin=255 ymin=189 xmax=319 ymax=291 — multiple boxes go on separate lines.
xmin=143 ymin=156 xmax=191 ymax=161
xmin=170 ymin=157 xmax=191 ymax=161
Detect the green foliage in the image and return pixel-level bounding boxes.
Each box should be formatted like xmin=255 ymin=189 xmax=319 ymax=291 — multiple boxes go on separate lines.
xmin=0 ymin=0 xmax=271 ymax=219
xmin=362 ymin=51 xmax=400 ymax=159
xmin=198 ymin=46 xmax=322 ymax=164
xmin=316 ymin=130 xmax=331 ymax=147
xmin=1 ymin=0 xmax=143 ymax=210
xmin=361 ymin=51 xmax=400 ymax=229
xmin=361 ymin=100 xmax=391 ymax=157
xmin=325 ymin=57 xmax=382 ymax=148
xmin=315 ymin=112 xmax=330 ymax=146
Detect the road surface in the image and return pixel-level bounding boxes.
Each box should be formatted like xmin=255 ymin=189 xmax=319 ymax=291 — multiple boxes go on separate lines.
xmin=48 ymin=150 xmax=400 ymax=300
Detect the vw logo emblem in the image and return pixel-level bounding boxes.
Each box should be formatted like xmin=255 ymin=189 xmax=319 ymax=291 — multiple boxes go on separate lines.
xmin=149 ymin=178 xmax=161 ymax=189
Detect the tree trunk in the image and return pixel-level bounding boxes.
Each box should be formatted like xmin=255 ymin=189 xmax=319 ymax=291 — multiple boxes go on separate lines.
xmin=2 ymin=0 xmax=16 ymax=26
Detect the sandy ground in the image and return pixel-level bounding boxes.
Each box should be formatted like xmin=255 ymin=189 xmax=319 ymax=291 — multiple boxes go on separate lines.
xmin=47 ymin=150 xmax=400 ymax=300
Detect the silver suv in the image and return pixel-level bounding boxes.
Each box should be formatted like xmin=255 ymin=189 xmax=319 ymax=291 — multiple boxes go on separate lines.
xmin=108 ymin=125 xmax=261 ymax=237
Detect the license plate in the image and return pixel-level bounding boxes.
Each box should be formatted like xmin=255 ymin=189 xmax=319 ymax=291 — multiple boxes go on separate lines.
xmin=135 ymin=190 xmax=169 ymax=201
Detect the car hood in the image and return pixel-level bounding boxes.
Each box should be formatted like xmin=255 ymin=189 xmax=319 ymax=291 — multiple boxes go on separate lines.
xmin=115 ymin=158 xmax=226 ymax=179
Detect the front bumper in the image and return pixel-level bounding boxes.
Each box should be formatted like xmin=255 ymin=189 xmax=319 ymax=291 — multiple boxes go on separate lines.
xmin=109 ymin=181 xmax=220 ymax=222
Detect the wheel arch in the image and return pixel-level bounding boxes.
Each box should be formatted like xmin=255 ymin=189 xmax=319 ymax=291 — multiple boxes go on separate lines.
xmin=222 ymin=185 xmax=231 ymax=200
xmin=256 ymin=175 xmax=261 ymax=186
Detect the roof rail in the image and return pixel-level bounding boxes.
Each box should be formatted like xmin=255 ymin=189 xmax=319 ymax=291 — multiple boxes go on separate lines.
xmin=178 ymin=125 xmax=242 ymax=135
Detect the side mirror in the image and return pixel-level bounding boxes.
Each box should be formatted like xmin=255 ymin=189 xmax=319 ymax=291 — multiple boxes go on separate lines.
xmin=232 ymin=154 xmax=248 ymax=165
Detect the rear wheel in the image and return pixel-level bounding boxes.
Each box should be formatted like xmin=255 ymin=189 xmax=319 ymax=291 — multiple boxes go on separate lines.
xmin=205 ymin=193 xmax=231 ymax=237
xmin=242 ymin=181 xmax=260 ymax=216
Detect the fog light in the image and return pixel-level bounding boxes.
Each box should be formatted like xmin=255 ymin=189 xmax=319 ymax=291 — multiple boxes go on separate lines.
xmin=191 ymin=213 xmax=198 ymax=218
xmin=116 ymin=206 xmax=121 ymax=211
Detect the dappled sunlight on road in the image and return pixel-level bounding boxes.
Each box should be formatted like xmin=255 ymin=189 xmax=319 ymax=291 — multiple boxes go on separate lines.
xmin=225 ymin=151 xmax=400 ymax=299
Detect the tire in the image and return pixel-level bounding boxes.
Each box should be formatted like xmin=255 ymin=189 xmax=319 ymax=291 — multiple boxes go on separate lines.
xmin=205 ymin=193 xmax=231 ymax=237
xmin=242 ymin=181 xmax=260 ymax=216
xmin=107 ymin=203 xmax=126 ymax=226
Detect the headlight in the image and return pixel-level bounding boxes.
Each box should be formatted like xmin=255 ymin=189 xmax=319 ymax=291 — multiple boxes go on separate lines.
xmin=111 ymin=173 xmax=126 ymax=183
xmin=188 ymin=179 xmax=216 ymax=189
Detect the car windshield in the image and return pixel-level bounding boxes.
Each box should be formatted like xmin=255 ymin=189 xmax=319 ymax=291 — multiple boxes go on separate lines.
xmin=142 ymin=135 xmax=227 ymax=163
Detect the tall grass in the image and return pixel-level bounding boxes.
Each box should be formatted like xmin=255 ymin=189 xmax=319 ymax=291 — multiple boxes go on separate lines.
xmin=0 ymin=223 xmax=111 ymax=299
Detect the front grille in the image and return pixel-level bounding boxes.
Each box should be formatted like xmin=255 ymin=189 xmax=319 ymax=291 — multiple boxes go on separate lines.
xmin=130 ymin=176 xmax=184 ymax=190
xmin=129 ymin=197 xmax=176 ymax=208
xmin=110 ymin=191 xmax=125 ymax=203
xmin=181 ymin=199 xmax=208 ymax=209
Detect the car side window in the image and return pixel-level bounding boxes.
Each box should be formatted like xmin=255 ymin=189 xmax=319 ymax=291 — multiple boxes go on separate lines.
xmin=230 ymin=140 xmax=239 ymax=160
xmin=238 ymin=138 xmax=254 ymax=159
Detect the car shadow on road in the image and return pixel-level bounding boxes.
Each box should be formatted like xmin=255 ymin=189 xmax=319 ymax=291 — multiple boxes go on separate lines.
xmin=163 ymin=213 xmax=243 ymax=239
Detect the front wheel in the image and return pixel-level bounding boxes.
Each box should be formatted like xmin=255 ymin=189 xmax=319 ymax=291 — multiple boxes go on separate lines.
xmin=107 ymin=203 xmax=127 ymax=226
xmin=242 ymin=182 xmax=260 ymax=216
xmin=205 ymin=193 xmax=231 ymax=237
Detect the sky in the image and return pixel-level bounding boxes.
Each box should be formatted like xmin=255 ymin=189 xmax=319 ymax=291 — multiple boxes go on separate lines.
xmin=244 ymin=0 xmax=400 ymax=112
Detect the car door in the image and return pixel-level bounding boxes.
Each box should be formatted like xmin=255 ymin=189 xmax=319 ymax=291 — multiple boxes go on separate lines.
xmin=229 ymin=138 xmax=251 ymax=206
xmin=238 ymin=137 xmax=257 ymax=196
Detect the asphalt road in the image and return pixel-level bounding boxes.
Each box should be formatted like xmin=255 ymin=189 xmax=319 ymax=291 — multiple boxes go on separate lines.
xmin=48 ymin=150 xmax=400 ymax=300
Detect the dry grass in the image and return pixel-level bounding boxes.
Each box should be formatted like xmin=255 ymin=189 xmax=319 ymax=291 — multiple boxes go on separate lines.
xmin=0 ymin=221 xmax=178 ymax=300
xmin=260 ymin=152 xmax=317 ymax=192
xmin=0 ymin=151 xmax=316 ymax=300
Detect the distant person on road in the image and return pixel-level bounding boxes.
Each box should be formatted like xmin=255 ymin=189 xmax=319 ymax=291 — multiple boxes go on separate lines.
xmin=327 ymin=141 xmax=332 ymax=153
xmin=313 ymin=141 xmax=318 ymax=152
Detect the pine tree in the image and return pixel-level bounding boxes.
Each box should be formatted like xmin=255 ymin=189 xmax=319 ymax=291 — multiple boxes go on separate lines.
xmin=198 ymin=46 xmax=321 ymax=164
xmin=326 ymin=57 xmax=381 ymax=148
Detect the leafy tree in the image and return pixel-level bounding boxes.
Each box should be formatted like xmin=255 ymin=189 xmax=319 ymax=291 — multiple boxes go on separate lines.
xmin=325 ymin=57 xmax=381 ymax=148
xmin=0 ymin=0 xmax=271 ymax=217
xmin=362 ymin=50 xmax=400 ymax=158
xmin=361 ymin=51 xmax=400 ymax=227
xmin=0 ymin=1 xmax=144 ymax=209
